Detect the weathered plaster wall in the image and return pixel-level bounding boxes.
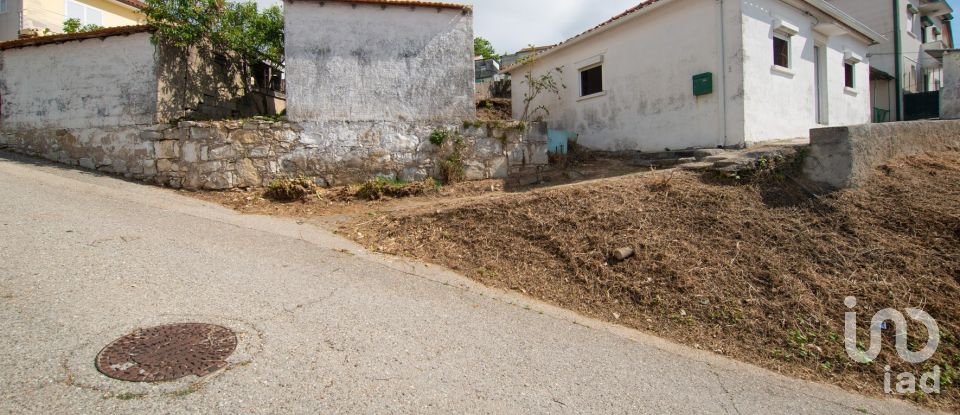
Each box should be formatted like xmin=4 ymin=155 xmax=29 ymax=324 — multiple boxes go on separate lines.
xmin=804 ymin=120 xmax=960 ymax=188
xmin=511 ymin=0 xmax=725 ymax=152
xmin=283 ymin=0 xmax=475 ymax=122
xmin=0 ymin=32 xmax=160 ymax=129
xmin=0 ymin=119 xmax=548 ymax=189
xmin=940 ymin=51 xmax=960 ymax=119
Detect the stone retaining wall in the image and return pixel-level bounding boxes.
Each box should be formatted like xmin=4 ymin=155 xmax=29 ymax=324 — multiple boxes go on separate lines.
xmin=0 ymin=120 xmax=549 ymax=190
xmin=803 ymin=120 xmax=960 ymax=188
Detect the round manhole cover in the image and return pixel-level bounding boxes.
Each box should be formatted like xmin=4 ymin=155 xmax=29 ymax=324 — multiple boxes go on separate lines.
xmin=95 ymin=323 xmax=237 ymax=382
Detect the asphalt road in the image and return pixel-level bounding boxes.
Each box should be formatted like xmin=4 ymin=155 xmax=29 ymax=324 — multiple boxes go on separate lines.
xmin=0 ymin=151 xmax=937 ymax=414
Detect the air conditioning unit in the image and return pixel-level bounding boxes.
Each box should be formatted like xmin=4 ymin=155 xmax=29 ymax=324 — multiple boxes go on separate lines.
xmin=18 ymin=28 xmax=41 ymax=38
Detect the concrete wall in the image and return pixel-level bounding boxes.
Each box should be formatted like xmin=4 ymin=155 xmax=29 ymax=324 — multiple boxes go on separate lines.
xmin=0 ymin=32 xmax=160 ymax=129
xmin=510 ymin=0 xmax=727 ymax=152
xmin=940 ymin=51 xmax=960 ymax=119
xmin=283 ymin=1 xmax=475 ymax=123
xmin=804 ymin=120 xmax=960 ymax=188
xmin=0 ymin=119 xmax=549 ymax=189
xmin=740 ymin=0 xmax=872 ymax=143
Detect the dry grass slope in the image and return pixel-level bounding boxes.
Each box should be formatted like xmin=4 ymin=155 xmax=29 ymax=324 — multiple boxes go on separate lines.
xmin=353 ymin=152 xmax=960 ymax=411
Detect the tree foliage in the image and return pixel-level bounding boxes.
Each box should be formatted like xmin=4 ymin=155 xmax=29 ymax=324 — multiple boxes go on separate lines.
xmin=519 ymin=66 xmax=566 ymax=123
xmin=143 ymin=0 xmax=284 ymax=70
xmin=62 ymin=18 xmax=103 ymax=34
xmin=474 ymin=37 xmax=498 ymax=60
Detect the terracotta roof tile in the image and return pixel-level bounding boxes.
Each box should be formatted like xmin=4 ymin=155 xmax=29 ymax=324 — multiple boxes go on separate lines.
xmin=295 ymin=0 xmax=471 ymax=11
xmin=502 ymin=0 xmax=664 ymax=72
xmin=116 ymin=0 xmax=147 ymax=9
xmin=0 ymin=25 xmax=154 ymax=51
xmin=564 ymin=0 xmax=665 ymax=45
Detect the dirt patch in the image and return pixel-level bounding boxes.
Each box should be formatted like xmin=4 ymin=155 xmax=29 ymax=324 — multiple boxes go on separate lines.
xmin=476 ymin=98 xmax=512 ymax=121
xmin=189 ymin=155 xmax=650 ymax=228
xmin=347 ymin=152 xmax=960 ymax=411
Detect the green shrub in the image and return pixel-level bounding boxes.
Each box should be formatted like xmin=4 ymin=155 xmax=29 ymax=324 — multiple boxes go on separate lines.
xmin=264 ymin=176 xmax=316 ymax=201
xmin=355 ymin=177 xmax=436 ymax=201
xmin=430 ymin=129 xmax=451 ymax=147
xmin=438 ymin=157 xmax=465 ymax=184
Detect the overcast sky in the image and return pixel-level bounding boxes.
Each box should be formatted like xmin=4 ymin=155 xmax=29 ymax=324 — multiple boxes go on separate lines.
xmin=259 ymin=0 xmax=960 ymax=54
xmin=256 ymin=0 xmax=642 ymax=53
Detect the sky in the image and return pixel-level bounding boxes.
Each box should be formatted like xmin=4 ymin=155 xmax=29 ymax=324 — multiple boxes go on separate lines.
xmin=254 ymin=0 xmax=643 ymax=53
xmin=256 ymin=0 xmax=960 ymax=54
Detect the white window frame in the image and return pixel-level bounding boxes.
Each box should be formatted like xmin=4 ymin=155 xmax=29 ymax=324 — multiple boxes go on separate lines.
xmin=844 ymin=62 xmax=856 ymax=89
xmin=772 ymin=33 xmax=791 ymax=68
xmin=578 ymin=63 xmax=605 ymax=99
xmin=0 ymin=0 xmax=8 ymax=14
xmin=771 ymin=17 xmax=798 ymax=76
xmin=65 ymin=0 xmax=105 ymax=26
xmin=576 ymin=54 xmax=606 ymax=101
xmin=843 ymin=51 xmax=862 ymax=94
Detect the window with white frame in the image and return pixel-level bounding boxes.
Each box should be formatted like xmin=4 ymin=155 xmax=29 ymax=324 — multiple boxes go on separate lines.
xmin=843 ymin=52 xmax=862 ymax=90
xmin=66 ymin=0 xmax=104 ymax=26
xmin=771 ymin=19 xmax=798 ymax=70
xmin=844 ymin=62 xmax=855 ymax=89
xmin=773 ymin=34 xmax=790 ymax=68
xmin=0 ymin=0 xmax=8 ymax=14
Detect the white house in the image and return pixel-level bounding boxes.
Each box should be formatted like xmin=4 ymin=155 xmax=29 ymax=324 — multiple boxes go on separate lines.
xmin=504 ymin=0 xmax=884 ymax=151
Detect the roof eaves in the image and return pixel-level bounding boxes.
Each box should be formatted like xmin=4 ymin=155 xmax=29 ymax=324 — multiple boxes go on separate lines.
xmin=501 ymin=0 xmax=670 ymax=73
xmin=290 ymin=0 xmax=471 ymax=11
xmin=0 ymin=25 xmax=154 ymax=51
xmin=800 ymin=0 xmax=886 ymax=43
xmin=114 ymin=0 xmax=147 ymax=10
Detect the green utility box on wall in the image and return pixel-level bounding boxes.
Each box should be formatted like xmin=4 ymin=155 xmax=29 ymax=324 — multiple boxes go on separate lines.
xmin=692 ymin=72 xmax=713 ymax=96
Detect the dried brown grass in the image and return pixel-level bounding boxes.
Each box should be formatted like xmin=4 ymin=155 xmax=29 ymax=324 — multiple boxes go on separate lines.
xmin=352 ymin=152 xmax=960 ymax=411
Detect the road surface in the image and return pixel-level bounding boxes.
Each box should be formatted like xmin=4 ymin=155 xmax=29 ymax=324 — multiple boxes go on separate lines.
xmin=0 ymin=152 xmax=936 ymax=414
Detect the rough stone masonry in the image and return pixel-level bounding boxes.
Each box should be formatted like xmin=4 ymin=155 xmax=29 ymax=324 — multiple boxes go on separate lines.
xmin=0 ymin=119 xmax=549 ymax=190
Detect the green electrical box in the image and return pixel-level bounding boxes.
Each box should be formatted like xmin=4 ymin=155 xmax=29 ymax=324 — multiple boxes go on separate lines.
xmin=692 ymin=72 xmax=713 ymax=96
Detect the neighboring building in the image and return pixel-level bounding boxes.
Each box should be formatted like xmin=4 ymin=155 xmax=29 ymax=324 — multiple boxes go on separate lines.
xmin=504 ymin=0 xmax=883 ymax=151
xmin=283 ymin=0 xmax=475 ymax=123
xmin=475 ymin=57 xmax=500 ymax=82
xmin=0 ymin=0 xmax=145 ymax=41
xmin=827 ymin=0 xmax=954 ymax=121
xmin=500 ymin=45 xmax=554 ymax=70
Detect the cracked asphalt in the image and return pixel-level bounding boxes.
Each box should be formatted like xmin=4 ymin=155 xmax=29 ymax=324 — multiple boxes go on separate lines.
xmin=0 ymin=151 xmax=939 ymax=414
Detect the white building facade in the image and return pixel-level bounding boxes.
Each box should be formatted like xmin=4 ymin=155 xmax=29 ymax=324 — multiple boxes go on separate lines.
xmin=505 ymin=0 xmax=882 ymax=151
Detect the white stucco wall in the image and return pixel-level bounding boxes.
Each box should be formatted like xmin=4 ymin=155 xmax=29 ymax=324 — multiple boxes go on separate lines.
xmin=740 ymin=0 xmax=871 ymax=143
xmin=283 ymin=1 xmax=475 ymax=123
xmin=0 ymin=32 xmax=159 ymax=129
xmin=825 ymin=0 xmax=896 ymax=76
xmin=510 ymin=0 xmax=728 ymax=152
